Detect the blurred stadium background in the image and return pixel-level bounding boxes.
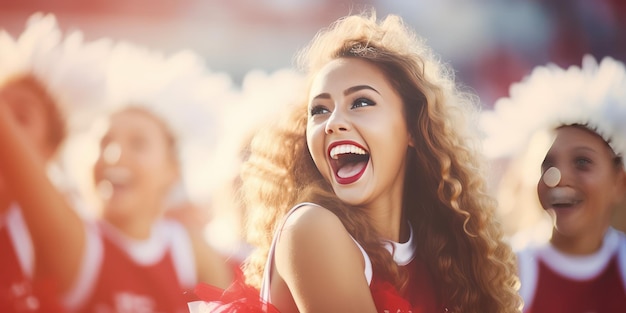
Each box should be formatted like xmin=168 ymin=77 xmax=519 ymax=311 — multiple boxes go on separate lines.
xmin=1 ymin=0 xmax=624 ymax=108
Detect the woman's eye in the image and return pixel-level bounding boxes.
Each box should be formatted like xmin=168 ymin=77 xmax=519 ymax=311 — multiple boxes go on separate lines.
xmin=574 ymin=157 xmax=592 ymax=168
xmin=309 ymin=105 xmax=329 ymax=116
xmin=351 ymin=97 xmax=375 ymax=109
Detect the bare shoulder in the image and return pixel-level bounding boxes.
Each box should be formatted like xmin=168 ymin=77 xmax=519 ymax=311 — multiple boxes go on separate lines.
xmin=278 ymin=203 xmax=356 ymax=251
xmin=282 ymin=203 xmax=346 ymax=233
xmin=272 ymin=203 xmax=376 ymax=312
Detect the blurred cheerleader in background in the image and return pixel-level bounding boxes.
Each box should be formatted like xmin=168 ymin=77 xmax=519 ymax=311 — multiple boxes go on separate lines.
xmin=481 ymin=55 xmax=626 ymax=312
xmin=0 ymin=13 xmax=236 ymax=313
xmin=203 ymin=67 xmax=306 ymax=268
xmin=0 ymin=13 xmax=110 ymax=313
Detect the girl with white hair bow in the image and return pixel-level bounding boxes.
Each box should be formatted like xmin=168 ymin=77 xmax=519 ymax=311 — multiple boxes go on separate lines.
xmin=0 ymin=14 xmax=235 ymax=313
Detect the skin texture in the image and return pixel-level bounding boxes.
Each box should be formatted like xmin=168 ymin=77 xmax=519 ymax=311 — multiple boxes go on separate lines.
xmin=538 ymin=126 xmax=626 ymax=255
xmin=273 ymin=205 xmax=376 ymax=313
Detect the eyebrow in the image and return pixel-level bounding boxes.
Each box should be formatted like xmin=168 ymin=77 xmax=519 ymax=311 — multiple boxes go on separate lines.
xmin=311 ymin=85 xmax=380 ymax=100
xmin=344 ymin=85 xmax=380 ymax=96
xmin=572 ymin=146 xmax=599 ymax=154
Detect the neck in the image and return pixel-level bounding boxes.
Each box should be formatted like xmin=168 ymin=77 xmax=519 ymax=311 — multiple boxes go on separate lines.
xmin=103 ymin=206 xmax=162 ymax=240
xmin=367 ymin=202 xmax=407 ymax=243
xmin=550 ymin=228 xmax=607 ymax=255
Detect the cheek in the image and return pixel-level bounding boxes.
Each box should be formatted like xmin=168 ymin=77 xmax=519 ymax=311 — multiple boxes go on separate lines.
xmin=306 ymin=125 xmax=325 ymax=167
xmin=92 ymin=159 xmax=103 ymax=182
xmin=149 ymin=156 xmax=178 ymax=185
xmin=536 ymin=183 xmax=549 ymax=208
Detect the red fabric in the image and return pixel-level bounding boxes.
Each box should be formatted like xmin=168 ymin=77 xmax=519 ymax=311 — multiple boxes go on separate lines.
xmin=527 ymin=256 xmax=626 ymax=313
xmin=0 ymin=222 xmax=65 ymax=313
xmin=192 ymin=269 xmax=280 ymax=313
xmin=191 ymin=258 xmax=443 ymax=313
xmin=75 ymin=231 xmax=189 ymax=313
xmin=371 ymin=258 xmax=443 ymax=313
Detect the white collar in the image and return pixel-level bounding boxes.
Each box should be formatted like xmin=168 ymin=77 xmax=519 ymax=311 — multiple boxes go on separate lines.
xmin=99 ymin=220 xmax=172 ymax=265
xmin=384 ymin=223 xmax=417 ymax=266
xmin=538 ymin=227 xmax=621 ymax=280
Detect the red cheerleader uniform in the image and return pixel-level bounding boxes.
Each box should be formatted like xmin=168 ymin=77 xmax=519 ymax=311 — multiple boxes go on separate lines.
xmin=63 ymin=219 xmax=197 ymax=313
xmin=189 ymin=202 xmax=444 ymax=313
xmin=0 ymin=204 xmax=65 ymax=313
xmin=516 ymin=228 xmax=626 ymax=313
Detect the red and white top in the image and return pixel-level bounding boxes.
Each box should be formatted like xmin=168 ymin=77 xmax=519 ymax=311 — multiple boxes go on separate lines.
xmin=63 ymin=219 xmax=197 ymax=313
xmin=516 ymin=228 xmax=626 ymax=313
xmin=0 ymin=204 xmax=64 ymax=313
xmin=189 ymin=202 xmax=444 ymax=313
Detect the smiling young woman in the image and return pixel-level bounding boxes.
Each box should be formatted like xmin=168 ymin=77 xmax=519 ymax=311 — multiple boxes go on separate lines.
xmin=191 ymin=10 xmax=521 ymax=313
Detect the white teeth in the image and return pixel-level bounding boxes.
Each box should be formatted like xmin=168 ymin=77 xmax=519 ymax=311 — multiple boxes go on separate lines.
xmin=330 ymin=144 xmax=367 ymax=159
xmin=550 ymin=188 xmax=580 ymax=206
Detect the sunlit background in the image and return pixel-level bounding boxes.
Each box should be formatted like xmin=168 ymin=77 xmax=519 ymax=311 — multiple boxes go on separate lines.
xmin=2 ymin=0 xmax=625 ymax=253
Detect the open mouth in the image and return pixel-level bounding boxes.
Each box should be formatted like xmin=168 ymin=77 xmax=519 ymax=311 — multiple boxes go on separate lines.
xmin=328 ymin=141 xmax=370 ymax=185
xmin=549 ymin=188 xmax=581 ymax=210
xmin=97 ymin=167 xmax=133 ymax=199
xmin=551 ymin=201 xmax=581 ymax=209
xmin=103 ymin=167 xmax=132 ymax=185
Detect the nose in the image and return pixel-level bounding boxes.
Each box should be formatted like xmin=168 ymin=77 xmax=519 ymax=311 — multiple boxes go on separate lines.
xmin=325 ymin=108 xmax=350 ymax=134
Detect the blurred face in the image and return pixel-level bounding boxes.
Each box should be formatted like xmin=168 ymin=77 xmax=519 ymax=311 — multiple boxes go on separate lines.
xmin=93 ymin=108 xmax=179 ymax=220
xmin=537 ymin=126 xmax=625 ymax=238
xmin=306 ymin=58 xmax=412 ymax=208
xmin=0 ymin=79 xmax=55 ymax=198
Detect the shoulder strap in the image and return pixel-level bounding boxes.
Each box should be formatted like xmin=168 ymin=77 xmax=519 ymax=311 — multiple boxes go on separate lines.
xmin=260 ymin=202 xmax=313 ymax=303
xmin=516 ymin=247 xmax=539 ymax=312
xmin=616 ymin=229 xmax=626 ymax=291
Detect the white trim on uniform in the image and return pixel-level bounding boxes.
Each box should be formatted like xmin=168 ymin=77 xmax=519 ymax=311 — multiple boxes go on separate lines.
xmin=259 ymin=203 xmax=418 ymax=304
xmin=63 ymin=222 xmax=103 ymax=311
xmin=516 ymin=227 xmax=626 ymax=312
xmin=167 ymin=220 xmax=198 ymax=289
xmin=62 ymin=219 xmax=197 ymax=310
xmin=5 ymin=204 xmax=34 ymax=278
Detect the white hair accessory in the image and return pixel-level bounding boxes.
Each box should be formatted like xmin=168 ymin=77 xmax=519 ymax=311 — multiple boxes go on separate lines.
xmin=104 ymin=40 xmax=234 ymax=148
xmin=0 ymin=12 xmax=112 ymax=131
xmin=481 ymin=55 xmax=626 ymax=167
xmin=102 ymin=40 xmax=237 ymax=202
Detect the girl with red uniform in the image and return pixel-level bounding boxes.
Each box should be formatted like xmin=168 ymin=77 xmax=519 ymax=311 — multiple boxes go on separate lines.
xmin=0 ymin=13 xmax=111 ymax=313
xmin=482 ymin=55 xmax=626 ymax=312
xmin=0 ymin=31 xmax=233 ymax=313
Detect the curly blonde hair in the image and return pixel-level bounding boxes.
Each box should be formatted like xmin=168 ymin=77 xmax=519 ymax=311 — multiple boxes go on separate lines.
xmin=241 ymin=10 xmax=521 ymax=313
